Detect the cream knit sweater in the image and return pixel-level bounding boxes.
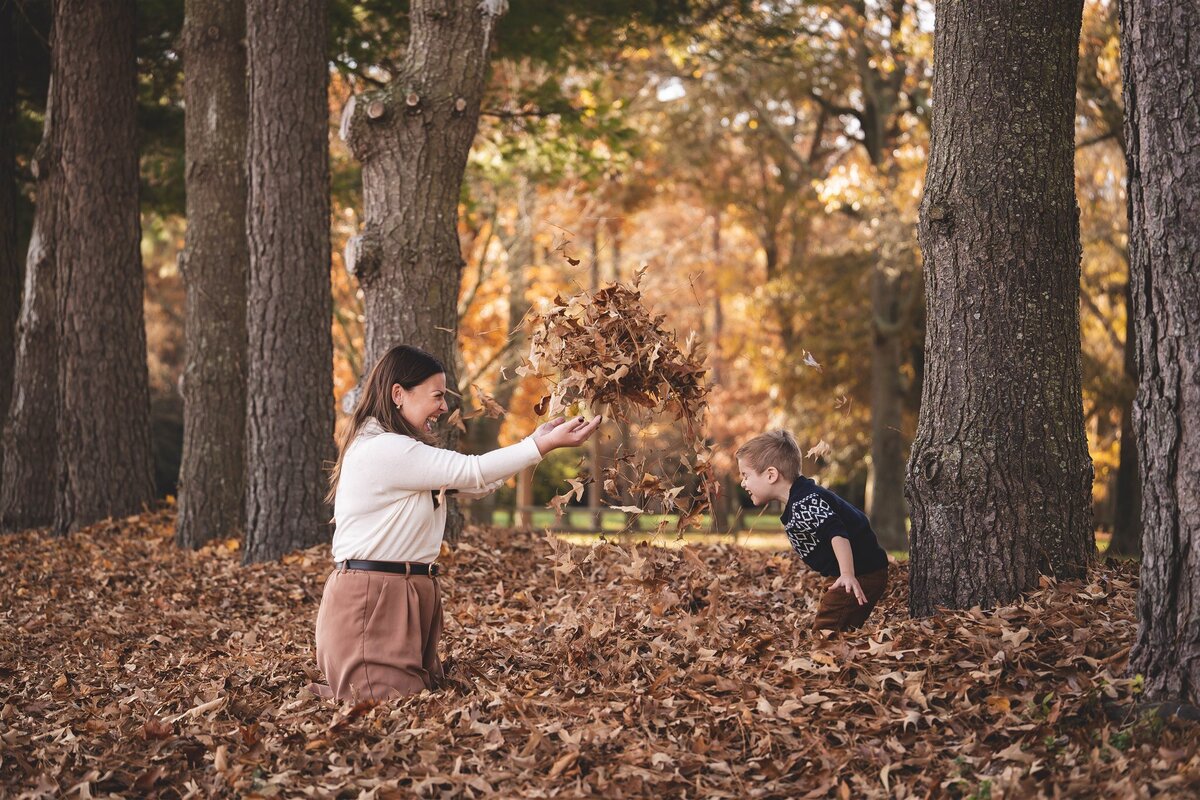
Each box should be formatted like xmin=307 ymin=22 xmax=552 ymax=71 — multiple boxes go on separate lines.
xmin=330 ymin=417 xmax=543 ymax=564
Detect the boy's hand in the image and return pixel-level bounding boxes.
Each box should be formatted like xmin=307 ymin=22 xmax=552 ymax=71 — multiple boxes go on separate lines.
xmin=832 ymin=574 xmax=867 ymax=605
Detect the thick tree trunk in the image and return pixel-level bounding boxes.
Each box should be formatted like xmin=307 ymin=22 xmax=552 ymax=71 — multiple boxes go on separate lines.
xmin=342 ymin=0 xmax=504 ymax=372
xmin=1108 ymin=281 xmax=1141 ymax=557
xmin=866 ymin=265 xmax=908 ymax=551
xmin=53 ymin=0 xmax=155 ymax=535
xmin=243 ymin=0 xmax=334 ymax=562
xmin=1 ymin=79 xmax=59 ymax=533
xmin=176 ymin=0 xmax=250 ymax=549
xmin=906 ymin=0 xmax=1094 ymax=616
xmin=341 ymin=0 xmax=506 ymax=542
xmin=0 ymin=0 xmax=19 ymax=457
xmin=1122 ymin=0 xmax=1200 ymax=705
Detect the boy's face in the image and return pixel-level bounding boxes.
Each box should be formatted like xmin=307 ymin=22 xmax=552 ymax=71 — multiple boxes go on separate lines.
xmin=737 ymin=459 xmax=779 ymax=506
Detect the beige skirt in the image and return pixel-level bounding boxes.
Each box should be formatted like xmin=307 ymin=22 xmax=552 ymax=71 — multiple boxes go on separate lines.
xmin=308 ymin=566 xmax=444 ymax=702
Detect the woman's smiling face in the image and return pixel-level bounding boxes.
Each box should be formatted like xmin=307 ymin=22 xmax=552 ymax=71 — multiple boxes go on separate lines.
xmin=393 ymin=372 xmax=449 ymax=434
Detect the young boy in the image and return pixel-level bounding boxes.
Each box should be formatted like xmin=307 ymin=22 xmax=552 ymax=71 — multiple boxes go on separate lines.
xmin=736 ymin=430 xmax=890 ymax=632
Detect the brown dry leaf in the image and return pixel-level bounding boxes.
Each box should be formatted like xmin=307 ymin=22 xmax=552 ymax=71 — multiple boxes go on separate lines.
xmin=986 ymin=695 xmax=1012 ymax=714
xmin=464 ymin=384 xmax=507 ymax=421
xmin=806 ymin=440 xmax=832 ymax=460
xmin=142 ymin=717 xmax=173 ymax=740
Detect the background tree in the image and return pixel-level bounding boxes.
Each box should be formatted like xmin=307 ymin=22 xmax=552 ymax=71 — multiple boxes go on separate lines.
xmin=0 ymin=0 xmax=19 ymax=448
xmin=906 ymin=0 xmax=1094 ymax=615
xmin=0 ymin=76 xmax=58 ymax=533
xmin=1123 ymin=0 xmax=1200 ymax=705
xmin=53 ymin=0 xmax=156 ymax=534
xmin=811 ymin=0 xmax=929 ymax=551
xmin=175 ymin=0 xmax=249 ymax=549
xmin=1076 ymin=1 xmax=1140 ymax=556
xmin=243 ymin=0 xmax=334 ymax=562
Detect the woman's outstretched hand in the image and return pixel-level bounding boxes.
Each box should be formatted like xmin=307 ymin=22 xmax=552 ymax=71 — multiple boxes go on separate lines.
xmin=532 ymin=415 xmax=603 ymax=454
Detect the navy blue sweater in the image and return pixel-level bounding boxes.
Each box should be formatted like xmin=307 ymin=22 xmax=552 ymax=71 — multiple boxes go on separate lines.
xmin=780 ymin=476 xmax=889 ymax=578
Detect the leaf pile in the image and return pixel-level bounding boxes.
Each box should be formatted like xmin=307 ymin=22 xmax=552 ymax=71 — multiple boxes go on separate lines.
xmin=520 ymin=268 xmax=717 ymax=529
xmin=2 ymin=510 xmax=1197 ymax=798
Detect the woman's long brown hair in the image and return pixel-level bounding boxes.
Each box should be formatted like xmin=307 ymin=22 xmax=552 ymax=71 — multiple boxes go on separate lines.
xmin=325 ymin=345 xmax=445 ymax=505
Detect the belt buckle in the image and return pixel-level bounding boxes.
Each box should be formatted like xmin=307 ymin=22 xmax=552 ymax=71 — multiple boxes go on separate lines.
xmin=429 ymin=562 xmax=440 ymax=577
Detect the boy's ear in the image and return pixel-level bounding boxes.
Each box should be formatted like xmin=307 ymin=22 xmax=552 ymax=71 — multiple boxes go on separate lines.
xmin=765 ymin=466 xmax=779 ymax=483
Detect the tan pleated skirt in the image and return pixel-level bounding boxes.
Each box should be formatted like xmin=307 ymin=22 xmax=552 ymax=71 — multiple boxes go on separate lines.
xmin=308 ymin=566 xmax=444 ymax=702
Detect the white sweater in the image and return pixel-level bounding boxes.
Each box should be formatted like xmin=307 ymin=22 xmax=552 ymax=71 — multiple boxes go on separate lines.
xmin=330 ymin=417 xmax=543 ymax=564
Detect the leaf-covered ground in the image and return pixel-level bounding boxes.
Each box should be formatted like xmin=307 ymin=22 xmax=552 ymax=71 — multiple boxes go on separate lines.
xmin=1 ymin=509 xmax=1196 ymax=799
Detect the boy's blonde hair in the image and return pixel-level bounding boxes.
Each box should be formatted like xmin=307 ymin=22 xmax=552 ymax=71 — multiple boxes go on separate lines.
xmin=735 ymin=430 xmax=803 ymax=478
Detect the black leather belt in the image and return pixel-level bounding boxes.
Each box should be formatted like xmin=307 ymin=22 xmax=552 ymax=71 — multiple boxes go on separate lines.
xmin=337 ymin=559 xmax=440 ymax=577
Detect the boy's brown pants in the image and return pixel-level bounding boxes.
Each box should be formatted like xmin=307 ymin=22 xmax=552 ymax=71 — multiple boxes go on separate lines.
xmin=812 ymin=564 xmax=889 ymax=632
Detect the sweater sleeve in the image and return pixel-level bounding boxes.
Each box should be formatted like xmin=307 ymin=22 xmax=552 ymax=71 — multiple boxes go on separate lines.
xmin=363 ymin=434 xmax=543 ymax=492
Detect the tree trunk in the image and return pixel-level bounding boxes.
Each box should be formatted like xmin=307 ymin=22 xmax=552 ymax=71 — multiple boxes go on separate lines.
xmin=53 ymin=0 xmax=155 ymax=535
xmin=906 ymin=0 xmax=1094 ymax=616
xmin=0 ymin=0 xmax=19 ymax=461
xmin=1108 ymin=280 xmax=1141 ymax=557
xmin=244 ymin=0 xmax=334 ymax=562
xmin=175 ymin=0 xmax=249 ymax=549
xmin=865 ymin=264 xmax=908 ymax=551
xmin=709 ymin=238 xmax=729 ymax=534
xmin=341 ymin=0 xmax=506 ymax=542
xmin=1122 ymin=0 xmax=1200 ymax=705
xmin=1 ymin=78 xmax=59 ymax=533
xmin=516 ymin=465 xmax=533 ymax=528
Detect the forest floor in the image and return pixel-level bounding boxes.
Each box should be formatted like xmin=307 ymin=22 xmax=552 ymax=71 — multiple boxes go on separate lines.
xmin=1 ymin=507 xmax=1196 ymax=799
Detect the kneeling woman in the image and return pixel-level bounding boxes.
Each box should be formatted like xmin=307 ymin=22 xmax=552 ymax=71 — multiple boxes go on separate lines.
xmin=310 ymin=344 xmax=601 ymax=702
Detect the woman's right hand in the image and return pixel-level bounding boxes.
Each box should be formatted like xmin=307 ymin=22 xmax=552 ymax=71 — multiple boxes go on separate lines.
xmin=532 ymin=415 xmax=603 ymax=454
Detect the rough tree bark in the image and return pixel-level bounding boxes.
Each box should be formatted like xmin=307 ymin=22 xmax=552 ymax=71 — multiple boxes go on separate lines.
xmin=1122 ymin=0 xmax=1200 ymax=705
xmin=906 ymin=0 xmax=1095 ymax=616
xmin=176 ymin=0 xmax=250 ymax=549
xmin=1 ymin=78 xmax=59 ymax=533
xmin=243 ymin=0 xmax=334 ymax=562
xmin=341 ymin=0 xmax=507 ymax=541
xmin=342 ymin=0 xmax=506 ymax=370
xmin=53 ymin=0 xmax=156 ymax=535
xmin=0 ymin=0 xmax=19 ymax=454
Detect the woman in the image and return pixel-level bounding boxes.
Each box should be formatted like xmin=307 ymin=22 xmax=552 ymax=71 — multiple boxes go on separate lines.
xmin=309 ymin=344 xmax=601 ymax=702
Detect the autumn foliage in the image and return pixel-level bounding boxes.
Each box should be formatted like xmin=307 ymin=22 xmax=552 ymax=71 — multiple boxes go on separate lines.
xmin=2 ymin=510 xmax=1196 ymax=797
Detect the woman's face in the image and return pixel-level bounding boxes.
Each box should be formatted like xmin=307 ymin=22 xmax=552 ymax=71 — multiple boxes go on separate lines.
xmin=393 ymin=373 xmax=449 ymax=434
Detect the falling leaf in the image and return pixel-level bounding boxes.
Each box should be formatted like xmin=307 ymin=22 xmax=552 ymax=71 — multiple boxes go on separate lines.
xmin=807 ymin=440 xmax=832 ymax=460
